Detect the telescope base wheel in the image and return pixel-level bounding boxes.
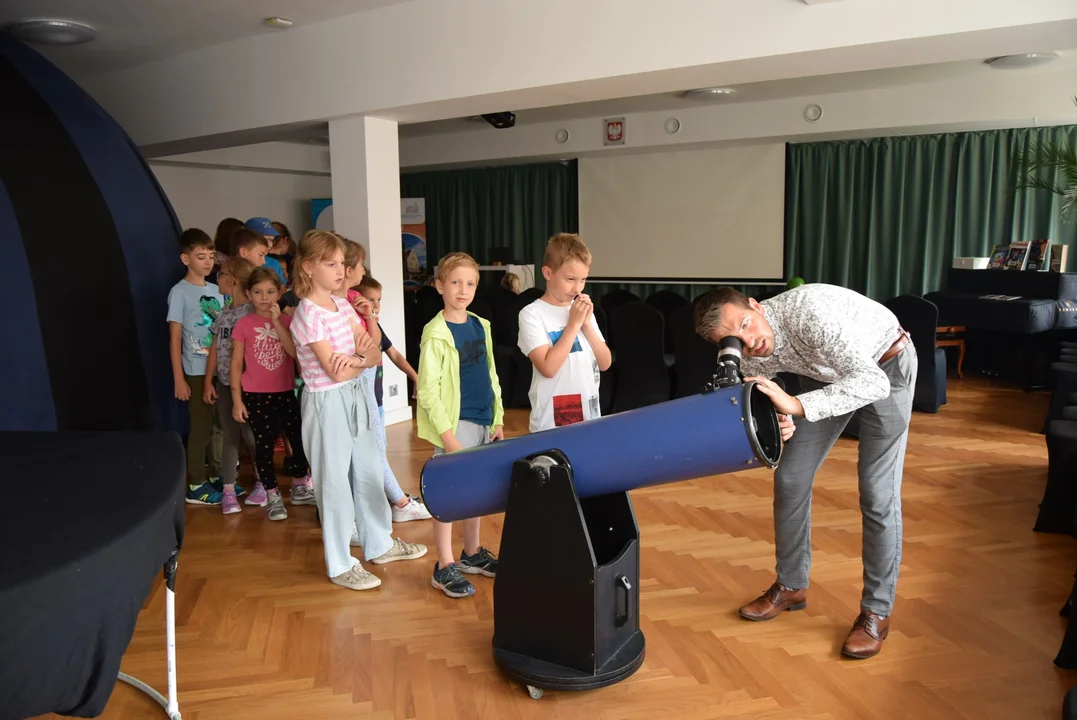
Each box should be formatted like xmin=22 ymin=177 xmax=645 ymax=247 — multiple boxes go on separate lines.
xmin=494 ymin=631 xmax=645 ymax=698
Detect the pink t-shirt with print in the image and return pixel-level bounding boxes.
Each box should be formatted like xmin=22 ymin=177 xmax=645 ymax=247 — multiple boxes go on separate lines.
xmin=290 ymin=296 xmax=365 ymax=392
xmin=232 ymin=313 xmax=295 ymax=393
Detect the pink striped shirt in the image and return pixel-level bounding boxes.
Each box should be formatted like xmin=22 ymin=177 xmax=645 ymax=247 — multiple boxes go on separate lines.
xmin=290 ymin=296 xmax=364 ymax=392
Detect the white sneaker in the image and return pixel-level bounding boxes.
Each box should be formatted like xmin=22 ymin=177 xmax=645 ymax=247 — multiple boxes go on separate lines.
xmin=372 ymin=537 xmax=428 ymax=565
xmin=392 ymin=496 xmax=433 ymax=523
xmin=330 ymin=563 xmax=381 ymax=591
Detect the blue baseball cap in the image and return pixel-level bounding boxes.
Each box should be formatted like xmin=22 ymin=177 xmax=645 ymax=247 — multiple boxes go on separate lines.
xmin=244 ymin=217 xmax=279 ymax=237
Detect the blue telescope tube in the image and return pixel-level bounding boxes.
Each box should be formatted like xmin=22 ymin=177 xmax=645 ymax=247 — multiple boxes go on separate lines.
xmin=419 ymin=380 xmax=782 ymax=523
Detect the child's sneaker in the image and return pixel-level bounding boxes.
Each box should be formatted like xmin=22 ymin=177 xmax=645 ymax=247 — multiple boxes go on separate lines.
xmin=211 ymin=477 xmax=246 ymax=497
xmin=392 ymin=495 xmax=432 ymax=523
xmin=245 ymin=482 xmax=268 ymax=507
xmin=266 ymin=490 xmax=288 ymax=521
xmin=186 ymin=481 xmax=222 ymax=505
xmin=331 ymin=563 xmax=381 ymax=591
xmin=432 ymin=563 xmax=475 ymax=598
xmin=290 ymin=476 xmax=316 ymax=506
xmin=372 ymin=537 xmax=427 ymax=564
xmin=221 ymin=486 xmax=241 ymax=515
xmin=458 ymin=547 xmax=498 ymax=577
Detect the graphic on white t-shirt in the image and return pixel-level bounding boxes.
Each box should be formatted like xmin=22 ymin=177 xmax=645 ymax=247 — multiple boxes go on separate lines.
xmin=518 ymin=299 xmax=605 ymax=433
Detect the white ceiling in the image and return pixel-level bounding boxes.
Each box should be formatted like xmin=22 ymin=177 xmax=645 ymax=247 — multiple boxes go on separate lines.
xmin=395 ymin=50 xmax=1077 ymax=138
xmin=0 ymin=0 xmax=411 ymax=77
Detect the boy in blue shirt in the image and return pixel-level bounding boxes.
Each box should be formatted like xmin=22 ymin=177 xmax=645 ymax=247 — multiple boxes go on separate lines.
xmin=416 ymin=252 xmax=503 ymax=597
xmin=167 ymin=229 xmax=225 ymax=505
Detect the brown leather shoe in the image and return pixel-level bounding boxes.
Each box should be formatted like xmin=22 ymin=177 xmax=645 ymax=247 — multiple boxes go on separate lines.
xmin=738 ymin=582 xmax=807 ymax=621
xmin=841 ymin=612 xmax=890 ymax=659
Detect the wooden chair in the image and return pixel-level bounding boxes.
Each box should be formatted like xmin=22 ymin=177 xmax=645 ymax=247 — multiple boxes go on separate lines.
xmin=936 ymin=325 xmax=966 ymax=378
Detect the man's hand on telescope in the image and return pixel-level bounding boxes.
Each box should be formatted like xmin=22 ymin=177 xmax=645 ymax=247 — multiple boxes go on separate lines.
xmin=746 ymin=376 xmax=805 ymax=418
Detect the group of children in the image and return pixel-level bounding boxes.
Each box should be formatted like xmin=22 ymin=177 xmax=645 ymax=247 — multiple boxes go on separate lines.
xmin=168 ymin=222 xmax=610 ymax=597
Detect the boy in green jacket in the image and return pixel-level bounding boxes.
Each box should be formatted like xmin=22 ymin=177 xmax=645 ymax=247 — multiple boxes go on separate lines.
xmin=417 ymin=252 xmax=504 ymax=598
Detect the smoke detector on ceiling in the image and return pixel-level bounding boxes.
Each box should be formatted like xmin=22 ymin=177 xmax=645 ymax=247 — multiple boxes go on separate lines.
xmin=985 ymin=52 xmax=1059 ymax=70
xmin=4 ymin=19 xmax=96 ymax=45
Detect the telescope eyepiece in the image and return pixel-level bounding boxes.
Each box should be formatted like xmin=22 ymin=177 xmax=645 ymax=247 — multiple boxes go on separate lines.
xmin=714 ymin=337 xmax=744 ymax=389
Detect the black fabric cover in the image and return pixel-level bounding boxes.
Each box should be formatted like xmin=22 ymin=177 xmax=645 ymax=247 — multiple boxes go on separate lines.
xmin=0 ymin=36 xmax=184 ymax=434
xmin=0 ymin=431 xmax=185 ymax=719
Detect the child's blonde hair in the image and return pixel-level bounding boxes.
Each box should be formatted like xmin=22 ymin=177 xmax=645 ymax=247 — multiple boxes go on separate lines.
xmin=436 ymin=252 xmax=480 ymax=283
xmin=220 ymin=256 xmax=256 ymax=291
xmin=500 ymin=272 xmax=521 ymax=294
xmin=294 ymin=230 xmax=346 ymax=298
xmin=543 ymin=233 xmax=592 ymax=272
xmin=340 ymin=237 xmax=366 ymax=270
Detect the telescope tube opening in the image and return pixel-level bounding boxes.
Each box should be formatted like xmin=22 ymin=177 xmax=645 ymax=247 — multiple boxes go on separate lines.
xmin=744 ymin=380 xmax=782 ymax=468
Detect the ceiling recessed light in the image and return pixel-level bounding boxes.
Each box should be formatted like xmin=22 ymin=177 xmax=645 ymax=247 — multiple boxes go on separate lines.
xmin=4 ymin=19 xmax=96 ymax=45
xmin=683 ymin=87 xmax=737 ymax=100
xmin=985 ymin=52 xmax=1059 ymax=70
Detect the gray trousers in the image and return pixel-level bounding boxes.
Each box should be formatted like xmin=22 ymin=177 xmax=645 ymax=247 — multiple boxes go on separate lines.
xmin=775 ymin=343 xmax=916 ymax=617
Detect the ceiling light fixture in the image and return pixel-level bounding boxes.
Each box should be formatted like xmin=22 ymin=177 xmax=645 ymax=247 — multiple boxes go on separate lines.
xmin=4 ymin=19 xmax=97 ymax=45
xmin=265 ymin=17 xmax=294 ymax=28
xmin=683 ymin=87 xmax=737 ymax=100
xmin=985 ymin=52 xmax=1059 ymax=70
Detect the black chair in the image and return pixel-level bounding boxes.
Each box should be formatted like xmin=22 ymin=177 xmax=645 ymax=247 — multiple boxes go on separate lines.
xmin=646 ymin=290 xmax=689 ymax=354
xmin=1044 ymin=362 xmax=1077 ymax=433
xmin=600 ymin=290 xmax=641 ymax=343
xmin=1034 ymin=419 xmax=1077 ymax=535
xmin=883 ymin=295 xmax=947 ymax=413
xmin=608 ymin=302 xmax=670 ymax=412
xmin=669 ymin=302 xmax=717 ymax=399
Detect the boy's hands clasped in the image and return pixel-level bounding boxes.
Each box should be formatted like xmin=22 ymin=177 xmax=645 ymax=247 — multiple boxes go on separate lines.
xmin=569 ymin=293 xmax=594 ymax=329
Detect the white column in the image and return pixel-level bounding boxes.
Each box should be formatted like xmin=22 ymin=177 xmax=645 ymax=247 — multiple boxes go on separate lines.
xmin=328 ymin=116 xmax=411 ymax=426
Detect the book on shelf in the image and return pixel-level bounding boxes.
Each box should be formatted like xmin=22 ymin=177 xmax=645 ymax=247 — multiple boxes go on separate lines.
xmin=1004 ymin=241 xmax=1029 ymax=270
xmin=1025 ymin=239 xmax=1051 ymax=271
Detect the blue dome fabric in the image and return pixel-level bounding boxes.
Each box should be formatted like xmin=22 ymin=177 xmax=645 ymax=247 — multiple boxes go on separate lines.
xmin=0 ymin=34 xmax=184 ymax=433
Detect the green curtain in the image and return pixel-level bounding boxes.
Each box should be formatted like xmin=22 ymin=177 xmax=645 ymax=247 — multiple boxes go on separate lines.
xmin=400 ymin=160 xmax=578 ymax=286
xmin=786 ymin=125 xmax=1077 ymax=301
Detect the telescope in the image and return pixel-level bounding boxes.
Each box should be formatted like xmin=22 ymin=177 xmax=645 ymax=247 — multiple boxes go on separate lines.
xmin=419 ymin=338 xmax=783 ymax=700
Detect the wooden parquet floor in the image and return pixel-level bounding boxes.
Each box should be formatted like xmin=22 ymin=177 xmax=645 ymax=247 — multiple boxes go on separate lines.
xmin=38 ymin=377 xmax=1077 ymax=720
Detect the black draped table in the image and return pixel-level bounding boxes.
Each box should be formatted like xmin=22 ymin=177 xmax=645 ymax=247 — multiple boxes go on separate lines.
xmin=0 ymin=431 xmax=185 ymax=719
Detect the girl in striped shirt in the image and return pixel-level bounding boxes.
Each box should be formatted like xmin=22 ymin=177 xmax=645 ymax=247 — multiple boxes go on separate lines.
xmin=289 ymin=231 xmax=426 ymax=591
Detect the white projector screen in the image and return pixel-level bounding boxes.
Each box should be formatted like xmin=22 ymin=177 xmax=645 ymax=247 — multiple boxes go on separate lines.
xmin=578 ymin=144 xmax=786 ymax=280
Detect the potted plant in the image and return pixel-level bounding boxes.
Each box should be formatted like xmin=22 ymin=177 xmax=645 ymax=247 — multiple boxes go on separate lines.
xmin=1015 ymin=96 xmax=1077 ymax=222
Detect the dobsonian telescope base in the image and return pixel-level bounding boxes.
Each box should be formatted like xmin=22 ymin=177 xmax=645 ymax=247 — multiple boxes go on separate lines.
xmin=492 ymin=450 xmax=646 ymax=700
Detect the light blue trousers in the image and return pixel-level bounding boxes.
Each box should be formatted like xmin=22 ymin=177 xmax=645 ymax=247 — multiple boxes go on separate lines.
xmin=301 ymin=373 xmax=393 ymax=577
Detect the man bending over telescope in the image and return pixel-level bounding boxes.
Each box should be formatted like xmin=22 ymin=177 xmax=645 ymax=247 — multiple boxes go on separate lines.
xmin=695 ymin=283 xmax=915 ymax=660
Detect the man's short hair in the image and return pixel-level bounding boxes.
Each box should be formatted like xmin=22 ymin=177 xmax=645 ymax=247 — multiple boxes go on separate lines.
xmin=543 ymin=233 xmax=592 ymax=272
xmin=694 ymin=287 xmax=752 ymax=339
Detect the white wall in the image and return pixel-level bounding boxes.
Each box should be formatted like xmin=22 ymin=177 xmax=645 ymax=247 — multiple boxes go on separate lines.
xmin=149 ymin=164 xmax=331 ymax=237
xmin=399 ymin=64 xmax=1077 ymax=170
xmin=80 ymin=0 xmax=1077 ymax=154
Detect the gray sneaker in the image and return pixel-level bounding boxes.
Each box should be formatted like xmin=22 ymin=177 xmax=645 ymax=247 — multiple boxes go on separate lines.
xmin=331 ymin=563 xmax=381 ymax=591
xmin=266 ymin=491 xmax=288 ymax=521
xmin=372 ymin=537 xmax=428 ymax=565
xmin=290 ymin=483 xmax=316 ymax=506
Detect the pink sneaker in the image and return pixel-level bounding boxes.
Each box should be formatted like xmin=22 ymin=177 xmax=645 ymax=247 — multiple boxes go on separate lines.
xmin=221 ymin=488 xmax=241 ymax=515
xmin=245 ymin=482 xmax=268 ymax=507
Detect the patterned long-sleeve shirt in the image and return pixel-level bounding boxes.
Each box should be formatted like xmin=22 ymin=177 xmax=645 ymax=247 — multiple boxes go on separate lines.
xmin=739 ymin=284 xmax=902 ymax=422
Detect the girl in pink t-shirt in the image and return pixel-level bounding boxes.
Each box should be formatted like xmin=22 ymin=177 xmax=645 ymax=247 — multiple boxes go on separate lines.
xmin=231 ymin=267 xmax=312 ymax=522
xmin=289 ymin=231 xmax=426 ymax=592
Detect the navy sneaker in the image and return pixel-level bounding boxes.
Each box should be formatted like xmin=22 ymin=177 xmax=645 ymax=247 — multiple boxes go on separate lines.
xmin=186 ymin=481 xmax=223 ymax=506
xmin=458 ymin=547 xmax=498 ymax=577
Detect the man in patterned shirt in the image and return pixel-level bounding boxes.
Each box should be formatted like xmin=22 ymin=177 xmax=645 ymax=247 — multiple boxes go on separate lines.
xmin=695 ymin=283 xmax=916 ymax=660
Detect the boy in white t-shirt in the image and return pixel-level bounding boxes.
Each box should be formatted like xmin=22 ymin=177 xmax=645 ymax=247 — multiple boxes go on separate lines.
xmin=518 ymin=233 xmax=613 ymax=433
